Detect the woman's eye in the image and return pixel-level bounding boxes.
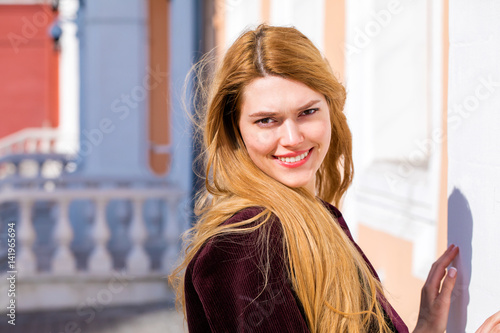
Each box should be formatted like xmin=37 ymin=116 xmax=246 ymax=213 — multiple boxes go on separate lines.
xmin=301 ymin=108 xmax=318 ymax=116
xmin=256 ymin=118 xmax=275 ymax=125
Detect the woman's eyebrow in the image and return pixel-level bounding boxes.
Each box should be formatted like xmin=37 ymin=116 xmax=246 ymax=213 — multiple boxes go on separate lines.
xmin=248 ymin=111 xmax=279 ymax=118
xmin=297 ymin=99 xmax=321 ymax=110
xmin=248 ymin=100 xmax=321 ymax=118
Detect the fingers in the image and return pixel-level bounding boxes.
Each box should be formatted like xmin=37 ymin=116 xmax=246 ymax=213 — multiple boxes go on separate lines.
xmin=436 ymin=266 xmax=457 ymax=304
xmin=415 ymin=246 xmax=461 ymax=332
xmin=425 ymin=245 xmax=459 ymax=294
xmin=476 ymin=311 xmax=500 ymax=333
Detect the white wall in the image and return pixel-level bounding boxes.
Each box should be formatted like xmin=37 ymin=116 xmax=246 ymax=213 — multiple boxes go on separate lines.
xmin=447 ymin=1 xmax=500 ymax=331
xmin=222 ymin=0 xmax=325 ymax=52
xmin=343 ymin=0 xmax=445 ymax=280
xmin=270 ymin=0 xmax=324 ymax=51
xmin=224 ymin=0 xmax=261 ymax=48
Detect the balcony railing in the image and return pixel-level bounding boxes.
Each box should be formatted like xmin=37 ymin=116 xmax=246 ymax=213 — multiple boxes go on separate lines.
xmin=0 ymin=126 xmax=186 ymax=311
xmin=0 ymin=128 xmax=61 ymax=156
xmin=0 ymin=181 xmax=185 ymax=311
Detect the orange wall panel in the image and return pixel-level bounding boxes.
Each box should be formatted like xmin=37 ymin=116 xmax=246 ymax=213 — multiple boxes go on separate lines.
xmin=324 ymin=0 xmax=345 ymax=83
xmin=148 ymin=0 xmax=170 ymax=175
xmin=358 ymin=224 xmax=424 ymax=330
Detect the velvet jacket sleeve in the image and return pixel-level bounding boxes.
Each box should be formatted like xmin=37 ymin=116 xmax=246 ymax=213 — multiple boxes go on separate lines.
xmin=184 ymin=207 xmax=310 ymax=332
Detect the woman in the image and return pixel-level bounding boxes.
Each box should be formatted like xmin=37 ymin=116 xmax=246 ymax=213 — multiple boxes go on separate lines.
xmin=169 ymin=24 xmax=498 ymax=332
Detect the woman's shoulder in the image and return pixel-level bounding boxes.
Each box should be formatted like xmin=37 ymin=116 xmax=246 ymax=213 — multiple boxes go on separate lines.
xmin=316 ymin=198 xmax=354 ymax=239
xmin=220 ymin=206 xmax=267 ymax=226
xmin=317 ymin=197 xmax=343 ymax=218
xmin=188 ymin=206 xmax=282 ymax=278
xmin=184 ymin=206 xmax=310 ymax=332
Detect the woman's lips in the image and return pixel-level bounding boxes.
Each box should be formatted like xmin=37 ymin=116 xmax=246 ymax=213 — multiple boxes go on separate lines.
xmin=274 ymin=148 xmax=313 ymax=168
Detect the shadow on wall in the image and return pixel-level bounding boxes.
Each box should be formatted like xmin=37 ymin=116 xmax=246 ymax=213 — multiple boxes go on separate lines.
xmin=447 ymin=188 xmax=473 ymax=333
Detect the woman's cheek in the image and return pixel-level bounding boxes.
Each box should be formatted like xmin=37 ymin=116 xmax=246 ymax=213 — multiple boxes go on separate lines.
xmin=310 ymin=121 xmax=331 ymax=144
xmin=252 ymin=131 xmax=275 ymax=151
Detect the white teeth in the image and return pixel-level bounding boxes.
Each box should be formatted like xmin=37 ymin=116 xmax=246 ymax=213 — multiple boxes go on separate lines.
xmin=277 ymin=150 xmax=309 ymax=163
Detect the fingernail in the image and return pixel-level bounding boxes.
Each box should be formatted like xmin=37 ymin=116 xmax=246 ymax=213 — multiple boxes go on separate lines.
xmin=449 ymin=266 xmax=457 ymax=278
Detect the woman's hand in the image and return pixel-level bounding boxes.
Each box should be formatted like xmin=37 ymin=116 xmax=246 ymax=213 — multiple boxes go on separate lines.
xmin=476 ymin=311 xmax=500 ymax=332
xmin=413 ymin=244 xmax=459 ymax=333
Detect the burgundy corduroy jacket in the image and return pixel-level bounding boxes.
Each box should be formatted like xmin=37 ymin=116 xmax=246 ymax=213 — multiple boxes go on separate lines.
xmin=184 ymin=201 xmax=409 ymax=332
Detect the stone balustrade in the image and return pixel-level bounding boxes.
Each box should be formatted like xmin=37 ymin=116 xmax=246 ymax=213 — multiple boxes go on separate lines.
xmin=0 ymin=183 xmax=186 ymax=311
xmin=0 ymin=128 xmax=61 ymax=156
xmin=1 ymin=186 xmax=184 ymax=274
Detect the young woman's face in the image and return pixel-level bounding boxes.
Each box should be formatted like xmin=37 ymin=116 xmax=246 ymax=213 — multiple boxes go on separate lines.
xmin=238 ymin=76 xmax=331 ymax=194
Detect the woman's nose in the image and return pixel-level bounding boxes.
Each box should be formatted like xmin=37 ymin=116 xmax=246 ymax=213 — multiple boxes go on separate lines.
xmin=279 ymin=120 xmax=304 ymax=147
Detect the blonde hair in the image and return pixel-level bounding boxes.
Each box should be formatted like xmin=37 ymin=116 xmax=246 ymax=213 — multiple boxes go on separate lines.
xmin=170 ymin=24 xmax=393 ymax=332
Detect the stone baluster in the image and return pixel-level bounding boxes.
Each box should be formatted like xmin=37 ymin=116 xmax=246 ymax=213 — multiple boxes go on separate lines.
xmin=51 ymin=199 xmax=76 ymax=274
xmin=25 ymin=138 xmax=37 ymax=153
xmin=4 ymin=162 xmax=17 ymax=178
xmin=162 ymin=197 xmax=180 ymax=273
xmin=13 ymin=141 xmax=21 ymax=154
xmin=39 ymin=135 xmax=51 ymax=153
xmin=18 ymin=200 xmax=36 ymax=275
xmin=126 ymin=198 xmax=150 ymax=274
xmin=88 ymin=198 xmax=112 ymax=273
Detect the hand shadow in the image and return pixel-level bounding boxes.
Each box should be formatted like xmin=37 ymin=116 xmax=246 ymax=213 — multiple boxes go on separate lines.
xmin=447 ymin=188 xmax=473 ymax=333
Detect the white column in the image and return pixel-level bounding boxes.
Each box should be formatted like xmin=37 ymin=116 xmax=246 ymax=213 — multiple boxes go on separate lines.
xmin=88 ymin=198 xmax=112 ymax=273
xmin=51 ymin=199 xmax=76 ymax=274
xmin=162 ymin=197 xmax=180 ymax=272
xmin=126 ymin=198 xmax=150 ymax=274
xmin=18 ymin=200 xmax=36 ymax=275
xmin=57 ymin=0 xmax=80 ymax=155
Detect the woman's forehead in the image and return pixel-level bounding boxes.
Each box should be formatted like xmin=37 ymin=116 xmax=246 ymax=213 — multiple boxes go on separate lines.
xmin=240 ymin=76 xmax=325 ymax=113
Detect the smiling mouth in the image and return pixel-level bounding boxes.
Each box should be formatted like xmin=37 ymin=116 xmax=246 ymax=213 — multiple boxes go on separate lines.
xmin=274 ymin=148 xmax=312 ymax=163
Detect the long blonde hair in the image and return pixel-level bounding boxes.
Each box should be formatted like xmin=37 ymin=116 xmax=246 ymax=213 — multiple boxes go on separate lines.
xmin=170 ymin=24 xmax=393 ymax=332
